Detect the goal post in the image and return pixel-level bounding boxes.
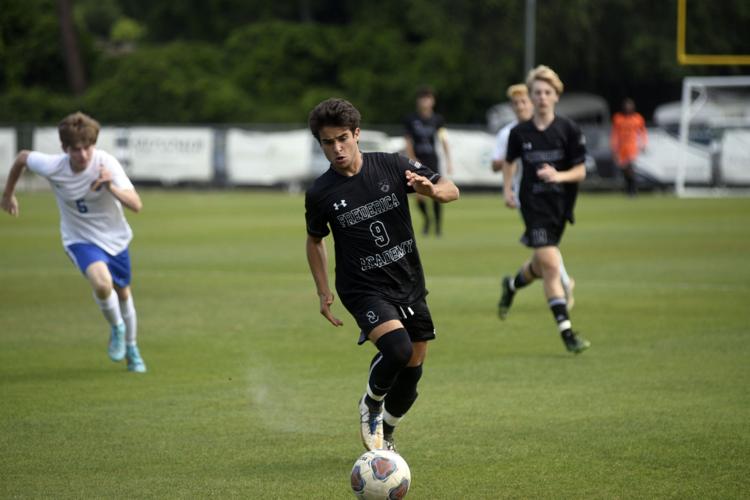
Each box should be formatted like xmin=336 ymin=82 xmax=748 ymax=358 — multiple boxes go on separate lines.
xmin=676 ymin=76 xmax=750 ymax=197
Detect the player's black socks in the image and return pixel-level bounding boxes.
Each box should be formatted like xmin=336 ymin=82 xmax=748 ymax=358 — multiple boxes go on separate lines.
xmin=367 ymin=329 xmax=413 ymax=403
xmin=417 ymin=198 xmax=430 ymax=234
xmin=548 ymin=297 xmax=571 ymax=332
xmin=384 ymin=364 xmax=423 ymax=420
xmin=512 ymin=268 xmax=529 ymax=291
xmin=432 ymin=201 xmax=442 ymax=236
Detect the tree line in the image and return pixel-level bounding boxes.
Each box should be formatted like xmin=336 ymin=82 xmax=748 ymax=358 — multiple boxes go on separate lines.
xmin=1 ymin=0 xmax=748 ymax=125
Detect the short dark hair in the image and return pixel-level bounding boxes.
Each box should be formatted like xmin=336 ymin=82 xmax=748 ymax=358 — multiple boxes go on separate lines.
xmin=308 ymin=98 xmax=361 ymax=142
xmin=416 ymin=85 xmax=434 ymax=99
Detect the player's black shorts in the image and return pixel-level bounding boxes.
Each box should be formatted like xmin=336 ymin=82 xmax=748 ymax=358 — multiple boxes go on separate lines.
xmin=342 ymin=294 xmax=436 ymax=345
xmin=520 ymin=224 xmax=565 ymax=248
xmin=520 ymin=208 xmax=567 ymax=248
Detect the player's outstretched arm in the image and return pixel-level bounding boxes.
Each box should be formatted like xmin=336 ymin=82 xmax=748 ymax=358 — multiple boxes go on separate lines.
xmin=305 ymin=235 xmax=343 ymax=327
xmin=1 ymin=150 xmax=30 ymax=217
xmin=91 ymin=165 xmax=142 ymax=213
xmin=405 ymin=170 xmax=459 ymax=203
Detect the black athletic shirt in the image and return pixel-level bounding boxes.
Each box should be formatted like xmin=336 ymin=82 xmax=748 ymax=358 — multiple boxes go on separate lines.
xmin=305 ymin=152 xmax=440 ymax=306
xmin=506 ymin=115 xmax=586 ymax=226
xmin=404 ymin=112 xmax=445 ymax=170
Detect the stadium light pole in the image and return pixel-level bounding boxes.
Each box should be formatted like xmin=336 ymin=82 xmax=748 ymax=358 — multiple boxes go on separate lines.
xmin=524 ymin=0 xmax=536 ymax=75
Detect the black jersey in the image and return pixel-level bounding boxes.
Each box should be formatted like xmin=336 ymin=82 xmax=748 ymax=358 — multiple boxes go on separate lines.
xmin=506 ymin=115 xmax=586 ymax=226
xmin=305 ymin=152 xmax=440 ymax=306
xmin=404 ymin=112 xmax=445 ymax=170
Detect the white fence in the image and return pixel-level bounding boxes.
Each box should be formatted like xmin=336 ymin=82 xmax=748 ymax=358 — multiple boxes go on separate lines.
xmin=1 ymin=125 xmax=748 ymax=189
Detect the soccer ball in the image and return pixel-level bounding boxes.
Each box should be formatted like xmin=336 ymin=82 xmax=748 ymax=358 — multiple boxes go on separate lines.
xmin=350 ymin=449 xmax=411 ymax=499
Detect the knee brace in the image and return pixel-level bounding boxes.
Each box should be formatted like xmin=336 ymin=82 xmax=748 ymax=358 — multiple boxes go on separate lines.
xmin=367 ymin=328 xmax=413 ymax=398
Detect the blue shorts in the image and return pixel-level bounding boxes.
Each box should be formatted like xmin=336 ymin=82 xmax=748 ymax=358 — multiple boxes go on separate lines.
xmin=65 ymin=243 xmax=132 ymax=288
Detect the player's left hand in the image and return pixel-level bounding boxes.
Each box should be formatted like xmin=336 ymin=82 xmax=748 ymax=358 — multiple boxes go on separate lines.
xmin=536 ymin=163 xmax=559 ymax=183
xmin=91 ymin=166 xmax=113 ymax=191
xmin=405 ymin=170 xmax=436 ymax=196
xmin=319 ymin=291 xmax=344 ymax=327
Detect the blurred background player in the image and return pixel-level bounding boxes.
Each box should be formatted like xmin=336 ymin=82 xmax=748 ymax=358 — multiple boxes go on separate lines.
xmin=305 ymin=98 xmax=459 ymax=451
xmin=610 ymin=97 xmax=648 ymax=196
xmin=492 ymin=83 xmax=576 ymax=309
xmin=1 ymin=112 xmax=147 ymax=372
xmin=497 ymin=66 xmax=590 ymax=354
xmin=404 ymin=86 xmax=454 ymax=236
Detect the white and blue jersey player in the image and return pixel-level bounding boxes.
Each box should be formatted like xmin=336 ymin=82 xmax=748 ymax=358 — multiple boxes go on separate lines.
xmin=1 ymin=112 xmax=146 ymax=372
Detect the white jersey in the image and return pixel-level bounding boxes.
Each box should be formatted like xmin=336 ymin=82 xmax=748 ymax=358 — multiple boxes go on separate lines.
xmin=27 ymin=149 xmax=134 ymax=255
xmin=492 ymin=120 xmax=522 ymax=202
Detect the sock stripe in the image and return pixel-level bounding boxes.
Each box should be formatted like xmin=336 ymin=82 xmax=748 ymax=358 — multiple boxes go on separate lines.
xmin=548 ymin=297 xmax=567 ymax=307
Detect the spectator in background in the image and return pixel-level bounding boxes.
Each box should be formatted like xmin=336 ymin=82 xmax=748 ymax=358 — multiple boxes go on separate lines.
xmin=404 ymin=86 xmax=454 ymax=236
xmin=610 ymin=98 xmax=648 ymax=196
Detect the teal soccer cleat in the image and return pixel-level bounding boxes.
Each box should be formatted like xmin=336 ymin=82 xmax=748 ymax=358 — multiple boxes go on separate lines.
xmin=108 ymin=322 xmax=126 ymax=361
xmin=126 ymin=345 xmax=147 ymax=373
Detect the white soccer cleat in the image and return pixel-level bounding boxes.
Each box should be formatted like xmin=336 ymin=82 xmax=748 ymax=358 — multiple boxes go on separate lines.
xmin=359 ymin=396 xmax=384 ymax=451
xmin=563 ymin=277 xmax=576 ymax=311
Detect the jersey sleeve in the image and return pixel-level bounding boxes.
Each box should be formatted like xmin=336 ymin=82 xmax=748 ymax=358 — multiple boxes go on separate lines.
xmin=505 ymin=127 xmax=522 ymax=163
xmin=26 ymin=152 xmax=63 ymax=177
xmin=304 ymin=190 xmax=330 ymax=238
xmin=435 ymin=114 xmax=446 ymax=130
xmin=101 ymin=152 xmax=134 ymax=190
xmin=491 ymin=126 xmax=511 ymax=161
xmin=403 ymin=115 xmax=415 ymax=138
xmin=565 ymin=120 xmax=587 ymax=167
xmin=395 ymin=153 xmax=440 ymax=192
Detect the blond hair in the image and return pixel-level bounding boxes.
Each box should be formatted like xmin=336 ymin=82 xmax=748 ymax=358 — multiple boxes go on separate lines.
xmin=506 ymin=83 xmax=528 ymax=99
xmin=526 ymin=65 xmax=564 ymax=95
xmin=58 ymin=111 xmax=100 ymax=148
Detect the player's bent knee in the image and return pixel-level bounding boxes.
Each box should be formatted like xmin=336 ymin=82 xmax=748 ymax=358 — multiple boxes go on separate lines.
xmin=115 ymin=285 xmax=131 ymax=301
xmin=85 ymin=262 xmax=112 ymax=292
xmin=375 ymin=328 xmax=413 ymax=369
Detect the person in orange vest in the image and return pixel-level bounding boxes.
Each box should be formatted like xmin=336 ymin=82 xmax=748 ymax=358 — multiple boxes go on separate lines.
xmin=610 ymin=98 xmax=648 ymax=196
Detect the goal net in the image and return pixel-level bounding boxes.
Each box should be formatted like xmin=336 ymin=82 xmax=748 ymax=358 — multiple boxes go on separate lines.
xmin=675 ymin=76 xmax=750 ymax=196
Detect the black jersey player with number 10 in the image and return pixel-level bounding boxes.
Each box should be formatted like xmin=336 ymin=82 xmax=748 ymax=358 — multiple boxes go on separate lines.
xmin=305 ymin=98 xmax=459 ymax=452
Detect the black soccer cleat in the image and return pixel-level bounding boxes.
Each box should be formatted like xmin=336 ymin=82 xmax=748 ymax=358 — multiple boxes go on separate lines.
xmin=498 ymin=276 xmax=515 ymax=320
xmin=562 ymin=331 xmax=591 ymax=354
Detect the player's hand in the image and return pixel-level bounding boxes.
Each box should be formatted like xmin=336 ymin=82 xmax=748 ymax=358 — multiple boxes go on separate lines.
xmin=503 ymin=189 xmax=518 ymax=209
xmin=536 ymin=163 xmax=559 ymax=183
xmin=1 ymin=194 xmax=19 ymax=216
xmin=405 ymin=170 xmax=436 ymax=196
xmin=319 ymin=291 xmax=344 ymax=327
xmin=91 ymin=165 xmax=113 ymax=191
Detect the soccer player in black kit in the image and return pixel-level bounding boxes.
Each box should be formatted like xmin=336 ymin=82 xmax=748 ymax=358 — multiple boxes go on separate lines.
xmin=305 ymin=98 xmax=459 ymax=451
xmin=498 ymin=65 xmax=591 ymax=354
xmin=404 ymin=86 xmax=453 ymax=236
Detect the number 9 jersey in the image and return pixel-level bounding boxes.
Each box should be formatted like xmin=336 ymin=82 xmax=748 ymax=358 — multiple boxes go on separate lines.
xmin=305 ymin=152 xmax=440 ymax=306
xmin=26 ymin=150 xmax=134 ymax=256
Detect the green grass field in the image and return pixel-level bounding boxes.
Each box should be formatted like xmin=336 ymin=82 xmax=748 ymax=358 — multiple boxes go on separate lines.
xmin=1 ymin=190 xmax=749 ymax=499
